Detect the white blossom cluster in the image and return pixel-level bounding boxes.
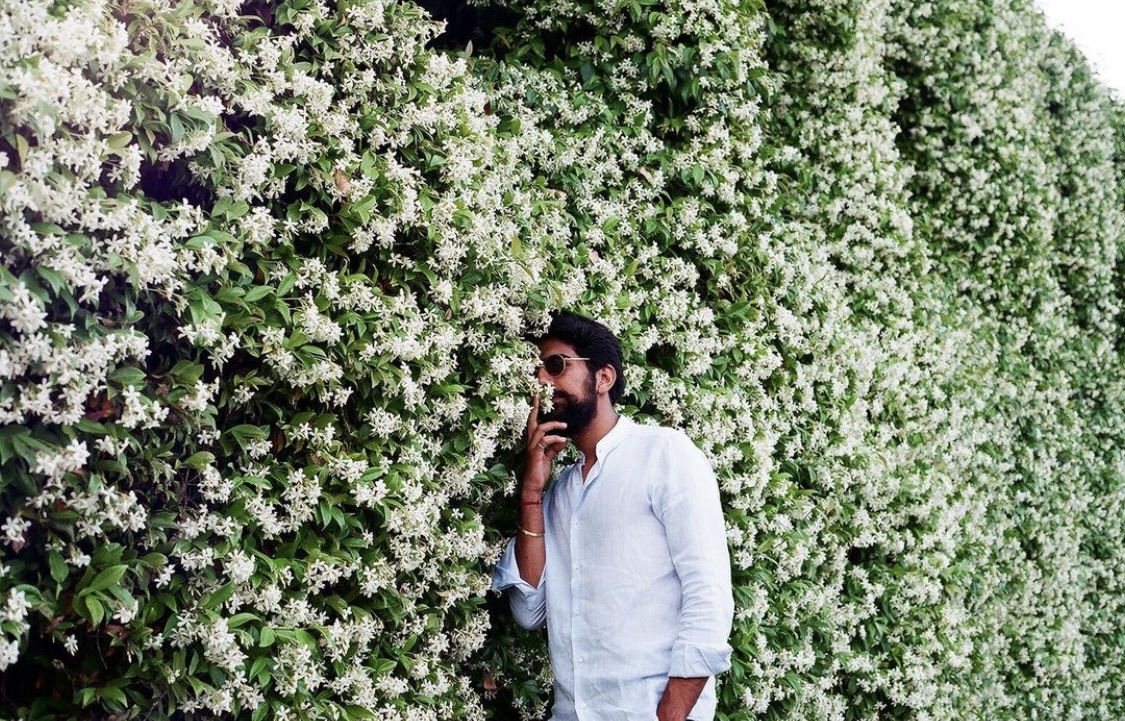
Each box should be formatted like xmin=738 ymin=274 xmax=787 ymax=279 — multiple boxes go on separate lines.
xmin=1 ymin=0 xmax=218 ymax=680
xmin=879 ymin=0 xmax=1125 ymax=718
xmin=0 ymin=587 xmax=32 ymax=671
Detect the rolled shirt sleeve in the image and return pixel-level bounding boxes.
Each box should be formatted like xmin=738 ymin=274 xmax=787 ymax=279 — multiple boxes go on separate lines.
xmin=655 ymin=434 xmax=735 ymax=678
xmin=492 ymin=537 xmax=548 ymax=630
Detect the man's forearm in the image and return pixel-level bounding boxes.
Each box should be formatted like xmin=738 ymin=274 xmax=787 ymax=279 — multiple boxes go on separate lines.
xmin=515 ymin=487 xmax=546 ymax=587
xmin=656 ymin=676 xmax=708 ymax=721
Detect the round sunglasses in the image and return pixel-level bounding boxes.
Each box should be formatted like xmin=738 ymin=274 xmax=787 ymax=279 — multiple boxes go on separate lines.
xmin=539 ymin=354 xmax=590 ymax=377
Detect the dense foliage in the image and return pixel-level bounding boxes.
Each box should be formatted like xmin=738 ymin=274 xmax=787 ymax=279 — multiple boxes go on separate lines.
xmin=0 ymin=0 xmax=1122 ymax=719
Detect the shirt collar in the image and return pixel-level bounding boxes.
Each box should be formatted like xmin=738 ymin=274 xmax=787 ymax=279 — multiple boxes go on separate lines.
xmin=576 ymin=414 xmax=634 ymax=465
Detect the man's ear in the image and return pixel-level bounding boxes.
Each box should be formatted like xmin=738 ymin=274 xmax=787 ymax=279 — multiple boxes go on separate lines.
xmin=596 ymin=365 xmax=617 ymax=395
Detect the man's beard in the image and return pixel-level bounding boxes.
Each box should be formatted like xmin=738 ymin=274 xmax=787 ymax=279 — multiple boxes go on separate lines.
xmin=540 ymin=377 xmax=598 ymax=437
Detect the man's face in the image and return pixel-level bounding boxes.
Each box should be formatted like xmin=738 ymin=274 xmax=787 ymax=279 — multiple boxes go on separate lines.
xmin=536 ymin=338 xmax=598 ymax=437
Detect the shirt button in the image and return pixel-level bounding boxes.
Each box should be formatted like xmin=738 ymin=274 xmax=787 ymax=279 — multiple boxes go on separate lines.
xmin=577 ymin=656 xmax=584 ymax=663
xmin=581 ymin=703 xmax=588 ymax=709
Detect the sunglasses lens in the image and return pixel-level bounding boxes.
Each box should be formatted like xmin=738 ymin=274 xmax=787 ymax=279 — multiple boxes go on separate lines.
xmin=544 ymin=355 xmax=566 ymax=376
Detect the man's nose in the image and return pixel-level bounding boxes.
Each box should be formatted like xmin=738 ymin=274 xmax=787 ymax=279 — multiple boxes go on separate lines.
xmin=535 ymin=366 xmax=554 ymax=385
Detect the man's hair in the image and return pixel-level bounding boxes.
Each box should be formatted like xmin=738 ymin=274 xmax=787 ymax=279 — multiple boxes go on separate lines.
xmin=539 ymin=311 xmax=626 ymax=404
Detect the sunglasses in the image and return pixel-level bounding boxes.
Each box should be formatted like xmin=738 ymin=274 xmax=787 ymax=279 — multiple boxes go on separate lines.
xmin=539 ymin=354 xmax=590 ymax=377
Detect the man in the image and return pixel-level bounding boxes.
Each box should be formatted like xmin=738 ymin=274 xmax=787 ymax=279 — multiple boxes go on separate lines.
xmin=493 ymin=311 xmax=734 ymax=721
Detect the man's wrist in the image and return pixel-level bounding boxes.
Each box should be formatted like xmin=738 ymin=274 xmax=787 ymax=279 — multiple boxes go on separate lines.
xmin=656 ymin=676 xmax=707 ymax=721
xmin=519 ymin=486 xmax=544 ymax=503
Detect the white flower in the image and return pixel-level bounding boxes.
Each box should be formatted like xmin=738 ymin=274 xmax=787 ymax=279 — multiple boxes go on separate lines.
xmin=155 ymin=564 xmax=175 ymax=588
xmin=68 ymin=548 xmax=91 ymax=567
xmin=225 ymin=550 xmax=255 ymax=584
xmin=112 ymin=600 xmax=138 ymax=624
xmin=181 ymin=379 xmax=217 ymax=413
xmin=0 ymin=639 xmax=19 ymax=671
xmin=1 ymin=283 xmax=48 ymax=334
xmin=4 ymin=588 xmax=30 ymax=624
xmin=32 ymin=440 xmax=89 ymax=482
xmin=2 ymin=517 xmax=31 ymax=550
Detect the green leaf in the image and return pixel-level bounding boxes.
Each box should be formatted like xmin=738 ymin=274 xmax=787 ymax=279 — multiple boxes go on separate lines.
xmin=249 ymin=655 xmax=272 ymax=681
xmin=101 ymin=685 xmax=128 ymax=708
xmin=13 ymin=133 xmax=29 ymax=165
xmin=204 ymin=582 xmax=236 ymax=609
xmin=110 ymin=367 xmax=147 ymax=386
xmin=293 ymin=629 xmax=317 ymax=650
xmin=182 ymin=452 xmax=215 ymax=470
xmin=227 ymin=612 xmax=260 ymax=628
xmin=371 ymin=658 xmax=396 ymax=675
xmin=244 ymin=285 xmax=273 ymax=303
xmin=140 ymin=553 xmax=168 ymax=568
xmin=77 ymin=687 xmax=98 ymax=707
xmin=88 ymin=597 xmax=106 ymax=626
xmin=227 ymin=425 xmax=268 ymax=445
xmin=170 ymin=360 xmax=206 ymax=384
xmin=48 ymin=550 xmax=69 ymax=584
xmin=35 ymin=265 xmax=70 ymax=296
xmin=84 ymin=565 xmax=128 ymax=594
xmin=108 ymin=131 xmax=133 ymax=149
xmin=73 ymin=593 xmax=91 ymax=622
xmin=7 ymin=427 xmax=54 ymax=459
xmin=276 ymin=272 xmax=297 ymax=296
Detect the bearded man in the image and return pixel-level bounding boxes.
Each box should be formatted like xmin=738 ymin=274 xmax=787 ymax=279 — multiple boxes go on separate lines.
xmin=493 ymin=311 xmax=734 ymax=721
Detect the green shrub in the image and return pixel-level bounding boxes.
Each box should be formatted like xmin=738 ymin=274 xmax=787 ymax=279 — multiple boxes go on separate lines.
xmin=1 ymin=0 xmax=1122 ymax=719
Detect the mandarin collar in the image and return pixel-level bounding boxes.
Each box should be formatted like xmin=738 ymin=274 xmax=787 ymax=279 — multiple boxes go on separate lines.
xmin=576 ymin=415 xmax=633 ymax=465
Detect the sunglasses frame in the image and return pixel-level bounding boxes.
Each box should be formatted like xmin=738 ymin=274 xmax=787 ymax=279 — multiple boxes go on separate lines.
xmin=540 ymin=354 xmax=591 ymax=377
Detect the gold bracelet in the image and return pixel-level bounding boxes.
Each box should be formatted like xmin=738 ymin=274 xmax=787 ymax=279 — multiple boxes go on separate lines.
xmin=518 ymin=526 xmax=545 ymax=538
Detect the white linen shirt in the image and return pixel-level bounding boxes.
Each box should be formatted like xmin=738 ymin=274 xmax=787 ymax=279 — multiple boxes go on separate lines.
xmin=493 ymin=416 xmax=734 ymax=721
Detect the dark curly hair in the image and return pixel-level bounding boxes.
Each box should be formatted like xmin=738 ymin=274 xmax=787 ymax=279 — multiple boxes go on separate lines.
xmin=536 ymin=311 xmax=626 ymax=404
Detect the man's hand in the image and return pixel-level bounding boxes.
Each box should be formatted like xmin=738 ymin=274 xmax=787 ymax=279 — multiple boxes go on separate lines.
xmin=523 ymin=394 xmax=567 ymax=495
xmin=656 ymin=677 xmax=708 ymax=721
xmin=515 ymin=395 xmax=566 ymax=588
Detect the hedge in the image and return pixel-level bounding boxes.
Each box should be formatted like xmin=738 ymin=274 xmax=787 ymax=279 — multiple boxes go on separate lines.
xmin=1 ymin=0 xmax=1122 ymax=719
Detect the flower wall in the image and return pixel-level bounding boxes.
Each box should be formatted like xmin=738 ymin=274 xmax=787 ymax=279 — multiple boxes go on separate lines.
xmin=0 ymin=0 xmax=1122 ymax=719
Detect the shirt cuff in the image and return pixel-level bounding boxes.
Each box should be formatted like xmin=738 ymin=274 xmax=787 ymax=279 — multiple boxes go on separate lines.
xmin=667 ymin=639 xmax=733 ymax=678
xmin=492 ymin=537 xmax=539 ymax=592
xmin=492 ymin=537 xmax=548 ymax=630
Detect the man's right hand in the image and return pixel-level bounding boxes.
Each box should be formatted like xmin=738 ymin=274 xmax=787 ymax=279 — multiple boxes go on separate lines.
xmin=516 ymin=395 xmax=564 ymax=588
xmin=523 ymin=395 xmax=567 ymax=494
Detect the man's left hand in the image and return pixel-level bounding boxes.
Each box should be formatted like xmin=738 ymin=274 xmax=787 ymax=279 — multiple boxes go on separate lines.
xmin=656 ymin=677 xmax=708 ymax=721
